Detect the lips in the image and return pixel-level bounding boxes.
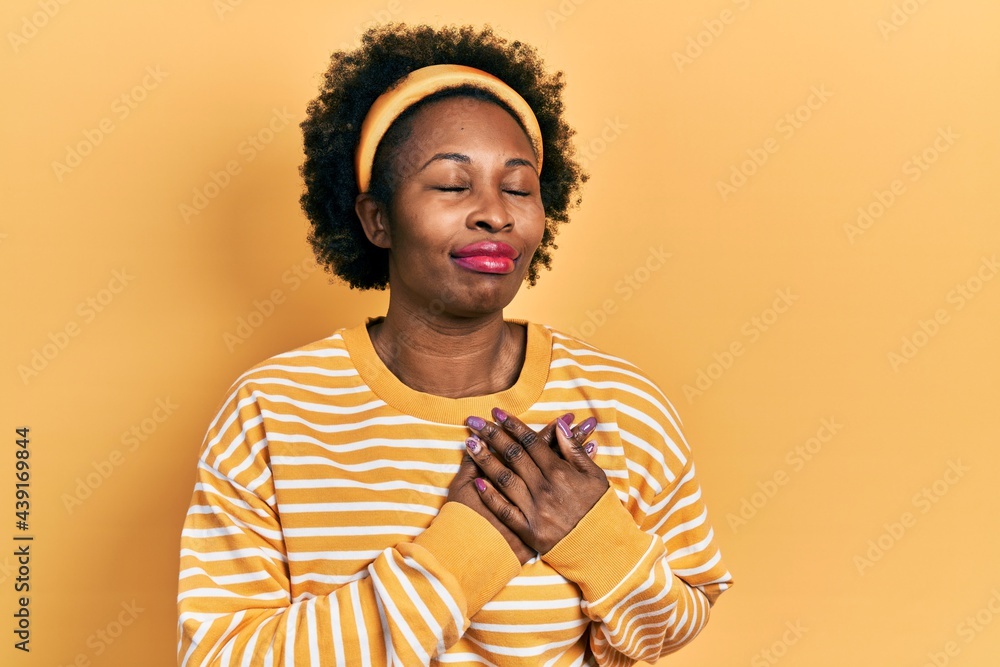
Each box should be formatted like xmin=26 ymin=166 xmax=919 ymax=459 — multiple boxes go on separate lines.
xmin=451 ymin=241 xmax=519 ymax=275
xmin=451 ymin=241 xmax=519 ymax=260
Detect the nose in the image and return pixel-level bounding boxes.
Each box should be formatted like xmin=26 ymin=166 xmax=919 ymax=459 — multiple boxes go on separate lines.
xmin=468 ymin=186 xmax=514 ymax=232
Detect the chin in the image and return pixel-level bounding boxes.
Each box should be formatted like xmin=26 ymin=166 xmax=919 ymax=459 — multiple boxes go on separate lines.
xmin=434 ymin=281 xmax=521 ymax=318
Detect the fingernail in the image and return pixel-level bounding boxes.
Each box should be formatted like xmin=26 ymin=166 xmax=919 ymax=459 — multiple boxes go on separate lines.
xmin=466 ymin=436 xmax=480 ymax=454
xmin=466 ymin=416 xmax=486 ymax=430
xmin=557 ymin=418 xmax=572 ymax=439
xmin=474 ymin=478 xmax=486 ymax=493
xmin=585 ymin=442 xmax=597 ymax=455
xmin=579 ymin=417 xmax=597 ymax=435
xmin=492 ymin=407 xmax=508 ymax=423
xmin=560 ymin=413 xmax=575 ymax=424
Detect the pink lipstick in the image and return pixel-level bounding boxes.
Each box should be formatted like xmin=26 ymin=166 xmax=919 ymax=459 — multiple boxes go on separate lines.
xmin=451 ymin=241 xmax=519 ymax=275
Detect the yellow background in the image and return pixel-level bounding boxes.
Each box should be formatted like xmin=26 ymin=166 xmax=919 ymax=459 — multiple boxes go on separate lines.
xmin=3 ymin=0 xmax=999 ymax=665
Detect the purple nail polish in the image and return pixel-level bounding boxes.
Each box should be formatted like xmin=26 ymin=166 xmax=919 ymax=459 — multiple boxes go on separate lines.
xmin=492 ymin=407 xmax=508 ymax=423
xmin=474 ymin=478 xmax=486 ymax=493
xmin=585 ymin=442 xmax=597 ymax=455
xmin=556 ymin=418 xmax=572 ymax=439
xmin=579 ymin=417 xmax=597 ymax=435
xmin=466 ymin=416 xmax=486 ymax=430
xmin=466 ymin=436 xmax=480 ymax=454
xmin=560 ymin=413 xmax=575 ymax=425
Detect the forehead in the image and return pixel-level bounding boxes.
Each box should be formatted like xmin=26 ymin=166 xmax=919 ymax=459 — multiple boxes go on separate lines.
xmin=399 ymin=96 xmax=535 ymax=165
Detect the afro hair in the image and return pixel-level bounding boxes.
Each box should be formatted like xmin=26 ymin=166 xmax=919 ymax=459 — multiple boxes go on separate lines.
xmin=298 ymin=22 xmax=588 ymax=290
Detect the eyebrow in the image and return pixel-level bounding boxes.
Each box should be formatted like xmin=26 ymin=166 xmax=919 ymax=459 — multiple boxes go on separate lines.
xmin=417 ymin=152 xmax=537 ymax=173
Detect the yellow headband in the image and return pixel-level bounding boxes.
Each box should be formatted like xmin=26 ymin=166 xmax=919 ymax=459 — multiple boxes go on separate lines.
xmin=354 ymin=63 xmax=543 ymax=193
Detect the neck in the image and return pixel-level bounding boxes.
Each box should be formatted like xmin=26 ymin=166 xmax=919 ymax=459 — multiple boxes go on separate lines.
xmin=369 ymin=300 xmax=526 ymax=399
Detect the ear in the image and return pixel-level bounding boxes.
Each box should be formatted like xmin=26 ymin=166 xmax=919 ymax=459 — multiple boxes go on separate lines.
xmin=354 ymin=193 xmax=391 ymax=249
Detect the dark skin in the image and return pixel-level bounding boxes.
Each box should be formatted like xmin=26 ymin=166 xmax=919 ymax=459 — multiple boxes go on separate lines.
xmin=354 ymin=96 xmax=608 ymax=565
xmin=355 ymin=96 xmax=544 ymax=399
xmin=463 ymin=412 xmax=608 ymax=562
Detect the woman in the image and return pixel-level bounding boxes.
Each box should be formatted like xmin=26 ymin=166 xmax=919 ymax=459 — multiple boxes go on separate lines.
xmin=178 ymin=22 xmax=733 ymax=666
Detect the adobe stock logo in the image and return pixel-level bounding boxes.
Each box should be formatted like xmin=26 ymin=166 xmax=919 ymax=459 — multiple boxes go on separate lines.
xmin=62 ymin=398 xmax=179 ymax=514
xmin=577 ymin=117 xmax=628 ymax=170
xmin=727 ymin=417 xmax=843 ymax=533
xmin=716 ymin=86 xmax=833 ymax=201
xmin=51 ymin=66 xmax=169 ymax=182
xmin=544 ymin=0 xmax=590 ymax=30
xmin=566 ymin=245 xmax=671 ymax=341
xmin=672 ymin=0 xmax=755 ymax=72
xmin=750 ymin=620 xmax=808 ymax=667
xmin=179 ymin=107 xmax=295 ymax=223
xmin=17 ymin=268 xmax=135 ymax=384
xmin=682 ymin=288 xmax=798 ymax=403
xmin=222 ymin=257 xmax=319 ymax=352
xmin=887 ymin=253 xmax=997 ymax=372
xmin=877 ymin=0 xmax=932 ymax=40
xmin=844 ymin=126 xmax=958 ymax=244
xmin=7 ymin=0 xmax=73 ymax=53
xmin=56 ymin=599 xmax=145 ymax=666
xmin=853 ymin=459 xmax=969 ymax=576
xmin=919 ymin=589 xmax=1000 ymax=667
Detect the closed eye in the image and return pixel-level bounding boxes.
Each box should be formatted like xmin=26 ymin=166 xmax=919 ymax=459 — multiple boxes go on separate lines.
xmin=434 ymin=186 xmax=531 ymax=197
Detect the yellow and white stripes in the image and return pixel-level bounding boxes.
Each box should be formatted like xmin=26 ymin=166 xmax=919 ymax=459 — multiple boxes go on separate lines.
xmin=177 ymin=320 xmax=732 ymax=665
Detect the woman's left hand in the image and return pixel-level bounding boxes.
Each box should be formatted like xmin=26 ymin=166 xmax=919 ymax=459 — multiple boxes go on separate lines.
xmin=464 ymin=410 xmax=610 ymax=555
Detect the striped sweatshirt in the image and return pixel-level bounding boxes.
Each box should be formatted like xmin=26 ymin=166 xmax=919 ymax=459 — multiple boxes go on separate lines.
xmin=177 ymin=317 xmax=733 ymax=666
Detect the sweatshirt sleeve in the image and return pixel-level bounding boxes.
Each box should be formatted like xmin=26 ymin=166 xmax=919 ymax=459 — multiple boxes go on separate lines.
xmin=541 ymin=404 xmax=733 ymax=665
xmin=176 ymin=381 xmax=521 ymax=666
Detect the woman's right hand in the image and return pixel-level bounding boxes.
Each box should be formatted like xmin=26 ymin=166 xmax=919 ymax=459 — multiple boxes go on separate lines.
xmin=446 ymin=416 xmax=598 ymax=566
xmin=447 ymin=451 xmax=536 ymax=565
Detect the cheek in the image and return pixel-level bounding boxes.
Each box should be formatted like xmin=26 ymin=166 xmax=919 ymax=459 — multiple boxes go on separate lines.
xmin=526 ymin=206 xmax=547 ymax=249
xmin=392 ymin=216 xmax=452 ymax=269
